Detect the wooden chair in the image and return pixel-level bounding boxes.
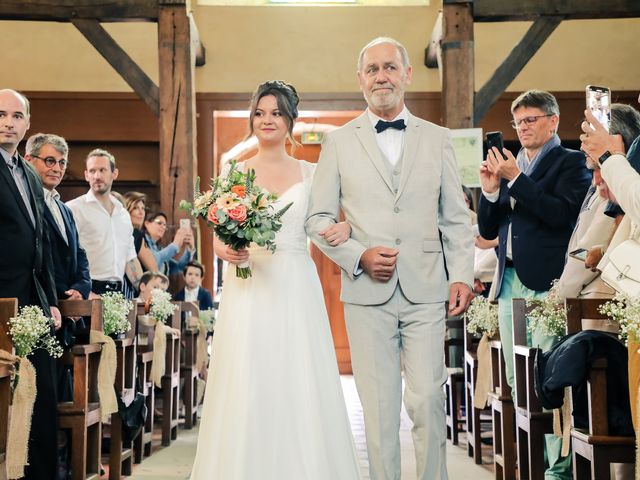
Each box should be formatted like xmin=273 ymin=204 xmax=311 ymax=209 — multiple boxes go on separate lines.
xmin=463 ymin=312 xmax=492 ymax=464
xmin=134 ymin=302 xmax=154 ymax=462
xmin=57 ymin=299 xmax=104 ymax=480
xmin=512 ymin=298 xmax=553 ymax=480
xmin=160 ymin=303 xmax=181 ymax=446
xmin=488 ymin=337 xmax=516 ymax=480
xmin=179 ymin=301 xmax=201 ymax=429
xmin=565 ymin=298 xmax=635 ymax=480
xmin=106 ymin=306 xmax=137 ymax=479
xmin=0 ymin=298 xmax=18 ymax=479
xmin=444 ymin=317 xmax=465 ymax=445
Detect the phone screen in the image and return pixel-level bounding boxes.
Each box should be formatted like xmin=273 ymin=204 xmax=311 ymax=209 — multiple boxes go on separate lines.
xmin=586 ymin=85 xmax=611 ymax=132
xmin=569 ymin=248 xmax=587 ymax=262
xmin=179 ymin=218 xmax=191 ymax=231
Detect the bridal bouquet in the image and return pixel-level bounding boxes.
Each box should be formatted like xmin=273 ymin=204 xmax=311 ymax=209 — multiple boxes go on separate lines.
xmin=599 ymin=292 xmax=640 ymax=345
xmin=149 ymin=289 xmax=178 ymax=324
xmin=526 ymin=281 xmax=567 ymax=337
xmin=180 ymin=160 xmax=292 ymax=278
xmin=465 ymin=296 xmax=499 ymax=338
xmin=101 ymin=291 xmax=133 ymax=337
xmin=8 ymin=305 xmax=63 ymax=359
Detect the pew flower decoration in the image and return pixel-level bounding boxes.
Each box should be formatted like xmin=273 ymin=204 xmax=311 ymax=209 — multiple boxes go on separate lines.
xmin=180 ymin=160 xmax=292 ymax=279
xmin=465 ymin=296 xmax=499 ymax=338
xmin=101 ymin=292 xmax=133 ymax=337
xmin=149 ymin=289 xmax=178 ymax=323
xmin=526 ymin=281 xmax=567 ymax=337
xmin=598 ymin=292 xmax=640 ymax=345
xmin=199 ymin=309 xmax=216 ymax=333
xmin=8 ymin=305 xmax=63 ymax=359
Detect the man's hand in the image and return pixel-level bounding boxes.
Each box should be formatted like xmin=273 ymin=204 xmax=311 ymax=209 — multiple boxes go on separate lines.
xmin=473 ymin=279 xmax=486 ymax=295
xmin=359 ymin=246 xmax=399 ymax=282
xmin=448 ymin=282 xmax=473 ymax=316
xmin=485 ymin=146 xmax=521 ymax=182
xmin=89 ymin=291 xmax=101 ymax=300
xmin=64 ymin=289 xmax=83 ymax=300
xmin=51 ymin=306 xmax=62 ymax=330
xmin=580 ymin=109 xmax=625 ymax=163
xmin=479 ymin=157 xmax=501 ymax=194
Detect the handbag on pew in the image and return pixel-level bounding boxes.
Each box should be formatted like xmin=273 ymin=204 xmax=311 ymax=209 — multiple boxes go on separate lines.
xmin=116 ymin=371 xmax=148 ymax=443
xmin=601 ymin=239 xmax=640 ymax=297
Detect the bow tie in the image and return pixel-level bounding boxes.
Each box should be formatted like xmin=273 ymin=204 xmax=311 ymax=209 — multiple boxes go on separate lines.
xmin=375 ymin=119 xmax=406 ymax=134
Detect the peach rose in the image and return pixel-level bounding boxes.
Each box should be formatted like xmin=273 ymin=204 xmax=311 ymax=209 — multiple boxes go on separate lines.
xmin=207 ymin=204 xmax=220 ymax=224
xmin=231 ymin=185 xmax=246 ymax=198
xmin=227 ymin=204 xmax=247 ymax=223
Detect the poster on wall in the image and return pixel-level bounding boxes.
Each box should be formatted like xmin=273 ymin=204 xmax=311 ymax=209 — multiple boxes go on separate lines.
xmin=451 ymin=128 xmax=483 ymax=187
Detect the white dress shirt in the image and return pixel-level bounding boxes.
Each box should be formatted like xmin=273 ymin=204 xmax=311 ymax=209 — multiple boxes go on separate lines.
xmin=366 ymin=107 xmax=408 ymax=166
xmin=184 ymin=286 xmax=199 ymax=303
xmin=43 ymin=188 xmax=68 ymax=244
xmin=67 ymin=190 xmax=137 ymax=282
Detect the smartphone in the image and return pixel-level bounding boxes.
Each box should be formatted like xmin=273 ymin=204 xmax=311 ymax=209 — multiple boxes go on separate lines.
xmin=586 ymin=85 xmax=611 ymax=132
xmin=179 ymin=218 xmax=191 ymax=231
xmin=569 ymin=248 xmax=588 ymax=262
xmin=486 ymin=131 xmax=504 ymax=155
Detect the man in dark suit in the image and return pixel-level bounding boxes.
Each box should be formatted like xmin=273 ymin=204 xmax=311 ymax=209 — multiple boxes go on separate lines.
xmin=173 ymin=261 xmax=215 ymax=311
xmin=25 ymin=133 xmax=91 ymax=300
xmin=477 ymin=89 xmax=591 ymax=479
xmin=0 ymin=89 xmax=60 ymax=479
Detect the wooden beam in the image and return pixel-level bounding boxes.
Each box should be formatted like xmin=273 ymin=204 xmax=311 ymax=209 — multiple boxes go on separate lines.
xmin=0 ymin=0 xmax=159 ymax=22
xmin=471 ymin=0 xmax=640 ymax=21
xmin=72 ymin=19 xmax=160 ymax=117
xmin=158 ymin=3 xmax=197 ymax=227
xmin=474 ymin=16 xmax=562 ymax=124
xmin=441 ymin=2 xmax=474 ymax=128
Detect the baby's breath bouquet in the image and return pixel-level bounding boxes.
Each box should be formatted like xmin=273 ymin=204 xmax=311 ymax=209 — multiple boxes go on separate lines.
xmin=149 ymin=289 xmax=178 ymax=323
xmin=465 ymin=296 xmax=499 ymax=337
xmin=526 ymin=281 xmax=567 ymax=337
xmin=598 ymin=292 xmax=640 ymax=344
xmin=101 ymin=291 xmax=133 ymax=337
xmin=180 ymin=160 xmax=292 ymax=278
xmin=8 ymin=305 xmax=63 ymax=359
xmin=199 ymin=309 xmax=216 ymax=333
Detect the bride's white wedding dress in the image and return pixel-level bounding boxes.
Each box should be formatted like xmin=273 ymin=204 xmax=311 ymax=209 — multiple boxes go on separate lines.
xmin=190 ymin=160 xmax=361 ymax=480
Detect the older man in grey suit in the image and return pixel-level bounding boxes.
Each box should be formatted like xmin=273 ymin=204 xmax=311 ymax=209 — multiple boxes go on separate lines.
xmin=306 ymin=38 xmax=474 ymax=480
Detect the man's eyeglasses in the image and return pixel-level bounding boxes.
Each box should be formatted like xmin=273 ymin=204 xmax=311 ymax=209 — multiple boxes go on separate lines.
xmin=32 ymin=155 xmax=68 ymax=169
xmin=510 ymin=114 xmax=553 ymax=129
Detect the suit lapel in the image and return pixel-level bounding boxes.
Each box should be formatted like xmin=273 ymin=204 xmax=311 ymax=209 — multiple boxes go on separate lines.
xmin=395 ymin=114 xmax=420 ymax=201
xmin=21 ymin=157 xmax=44 ymax=228
xmin=353 ymin=114 xmax=395 ymax=193
xmin=0 ymin=155 xmax=35 ymax=228
xmin=528 ymin=146 xmax=560 ymax=182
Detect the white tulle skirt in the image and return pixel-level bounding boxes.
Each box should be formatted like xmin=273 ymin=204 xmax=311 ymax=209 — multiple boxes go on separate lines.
xmin=190 ymin=248 xmax=361 ymax=480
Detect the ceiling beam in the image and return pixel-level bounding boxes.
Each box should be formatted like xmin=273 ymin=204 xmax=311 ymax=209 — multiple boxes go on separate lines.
xmin=470 ymin=0 xmax=640 ymax=21
xmin=72 ymin=18 xmax=160 ymax=116
xmin=474 ymin=15 xmax=563 ymax=124
xmin=0 ymin=0 xmax=160 ymax=22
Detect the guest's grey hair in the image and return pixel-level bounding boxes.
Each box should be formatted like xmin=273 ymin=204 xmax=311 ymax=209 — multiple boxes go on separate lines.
xmin=610 ymin=103 xmax=640 ymax=152
xmin=25 ymin=133 xmax=68 ymax=158
xmin=510 ymin=90 xmax=560 ymax=117
xmin=0 ymin=89 xmax=30 ymax=116
xmin=86 ymin=148 xmax=116 ymax=172
xmin=357 ymin=37 xmax=411 ymax=72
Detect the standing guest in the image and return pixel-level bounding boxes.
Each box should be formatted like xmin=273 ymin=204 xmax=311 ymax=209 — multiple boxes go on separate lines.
xmin=122 ymin=191 xmax=158 ymax=274
xmin=0 ymin=89 xmax=61 ymax=479
xmin=143 ymin=211 xmax=194 ymax=275
xmin=477 ymin=89 xmax=591 ymax=478
xmin=67 ymin=149 xmax=143 ymax=296
xmin=25 ymin=133 xmax=91 ymax=300
xmin=306 ymin=37 xmax=474 ymax=480
xmin=173 ymin=261 xmax=215 ymax=311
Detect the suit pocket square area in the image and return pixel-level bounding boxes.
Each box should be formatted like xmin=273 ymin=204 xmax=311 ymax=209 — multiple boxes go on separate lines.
xmin=422 ymin=239 xmax=443 ymax=252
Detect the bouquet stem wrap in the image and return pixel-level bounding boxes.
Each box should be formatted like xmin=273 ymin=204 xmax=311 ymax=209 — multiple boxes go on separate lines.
xmin=0 ymin=349 xmax=36 ymax=480
xmin=150 ymin=321 xmax=181 ymax=388
xmin=90 ymin=330 xmax=118 ymax=422
xmin=473 ymin=333 xmax=492 ymax=408
xmin=236 ymin=261 xmax=251 ymax=279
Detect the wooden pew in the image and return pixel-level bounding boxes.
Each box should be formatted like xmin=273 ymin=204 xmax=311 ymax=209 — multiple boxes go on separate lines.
xmin=133 ymin=302 xmax=154 ymax=463
xmin=444 ymin=317 xmax=465 ymax=445
xmin=565 ymin=298 xmax=635 ymax=480
xmin=488 ymin=337 xmax=516 ymax=480
xmin=0 ymin=298 xmax=18 ymax=480
xmin=160 ymin=304 xmax=181 ymax=446
xmin=57 ymin=299 xmax=104 ymax=480
xmin=512 ymin=298 xmax=553 ymax=480
xmin=179 ymin=301 xmax=201 ymax=429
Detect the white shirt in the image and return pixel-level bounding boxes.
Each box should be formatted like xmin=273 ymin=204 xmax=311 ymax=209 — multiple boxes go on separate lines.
xmin=184 ymin=286 xmax=199 ymax=303
xmin=67 ymin=190 xmax=137 ymax=282
xmin=43 ymin=188 xmax=68 ymax=244
xmin=366 ymin=107 xmax=408 ymax=166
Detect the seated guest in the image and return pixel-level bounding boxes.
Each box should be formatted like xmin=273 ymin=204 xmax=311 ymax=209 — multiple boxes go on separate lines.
xmin=25 ymin=133 xmax=91 ymax=300
xmin=173 ymin=261 xmax=215 ymax=311
xmin=143 ymin=211 xmax=194 ymax=275
xmin=137 ymin=271 xmax=169 ymax=304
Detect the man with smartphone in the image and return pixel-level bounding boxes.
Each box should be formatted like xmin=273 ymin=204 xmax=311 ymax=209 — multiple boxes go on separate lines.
xmin=477 ymin=89 xmax=591 ymax=479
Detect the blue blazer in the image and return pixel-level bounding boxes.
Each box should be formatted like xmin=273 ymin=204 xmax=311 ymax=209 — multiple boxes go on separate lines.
xmin=44 ymin=197 xmax=92 ymax=299
xmin=478 ymin=145 xmax=591 ymax=295
xmin=173 ymin=286 xmax=215 ymax=311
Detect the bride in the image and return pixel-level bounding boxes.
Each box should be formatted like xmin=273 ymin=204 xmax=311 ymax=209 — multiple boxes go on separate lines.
xmin=190 ymin=80 xmax=362 ymax=480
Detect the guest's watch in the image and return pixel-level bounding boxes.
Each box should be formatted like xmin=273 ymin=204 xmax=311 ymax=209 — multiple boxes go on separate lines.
xmin=598 ymin=150 xmax=613 ymax=167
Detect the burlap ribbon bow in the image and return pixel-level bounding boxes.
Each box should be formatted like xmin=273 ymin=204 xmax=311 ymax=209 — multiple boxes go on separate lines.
xmin=473 ymin=333 xmax=493 ymax=408
xmin=0 ymin=349 xmax=36 ymax=480
xmin=89 ymin=330 xmax=118 ymax=422
xmin=149 ymin=321 xmax=181 ymax=388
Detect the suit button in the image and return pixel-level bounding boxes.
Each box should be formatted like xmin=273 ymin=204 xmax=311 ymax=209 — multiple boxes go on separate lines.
xmin=393 ymin=170 xmax=400 ymax=175
xmin=395 ymin=239 xmax=401 ymax=245
xmin=394 ymin=207 xmax=400 ymax=213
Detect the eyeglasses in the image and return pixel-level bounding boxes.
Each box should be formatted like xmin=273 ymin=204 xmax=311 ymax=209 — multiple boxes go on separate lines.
xmin=32 ymin=155 xmax=68 ymax=169
xmin=510 ymin=114 xmax=553 ymax=129
xmin=153 ymin=219 xmax=167 ymax=227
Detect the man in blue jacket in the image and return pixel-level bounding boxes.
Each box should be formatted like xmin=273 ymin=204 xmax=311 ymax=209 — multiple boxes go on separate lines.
xmin=478 ymin=90 xmax=591 ymax=479
xmin=173 ymin=261 xmax=215 ymax=311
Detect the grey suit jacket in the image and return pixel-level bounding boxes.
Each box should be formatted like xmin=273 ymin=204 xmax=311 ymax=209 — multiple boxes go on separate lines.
xmin=305 ymin=111 xmax=474 ymax=305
